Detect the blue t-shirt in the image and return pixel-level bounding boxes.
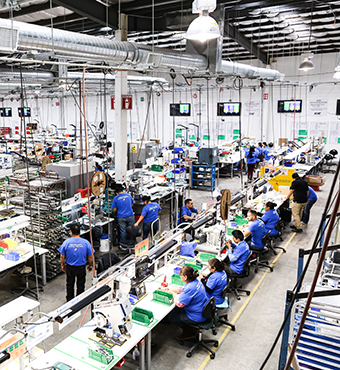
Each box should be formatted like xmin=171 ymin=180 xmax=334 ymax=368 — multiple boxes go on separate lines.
xmin=58 ymin=237 xmax=93 ymax=266
xmin=178 ymin=279 xmax=208 ymax=322
xmin=263 ymin=146 xmax=273 ymax=161
xmin=228 ymin=240 xmax=250 ymax=274
xmin=287 ymin=146 xmax=293 ymax=153
xmin=206 ymin=270 xmax=228 ymax=305
xmin=142 ymin=202 xmax=161 ymax=223
xmin=308 ymin=186 xmax=317 ymax=201
xmin=111 ymin=193 xmax=134 ymax=218
xmin=178 ymin=205 xmax=198 ymax=224
xmin=261 ymin=209 xmax=280 ymax=236
xmin=246 ymin=149 xmax=259 ymax=164
xmin=255 ymin=147 xmax=263 ymax=157
xmin=248 ymin=218 xmax=266 ymax=248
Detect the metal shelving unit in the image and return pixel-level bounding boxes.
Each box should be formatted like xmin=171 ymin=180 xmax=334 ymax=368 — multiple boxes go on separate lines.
xmin=191 ymin=164 xmax=216 ymax=191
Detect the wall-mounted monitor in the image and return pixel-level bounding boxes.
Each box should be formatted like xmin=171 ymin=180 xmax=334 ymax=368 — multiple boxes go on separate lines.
xmin=217 ymin=102 xmax=241 ymax=116
xmin=0 ymin=108 xmax=12 ymax=117
xmin=336 ymin=100 xmax=340 ymax=115
xmin=278 ymin=100 xmax=302 ymax=113
xmin=18 ymin=107 xmax=31 ymax=117
xmin=170 ymin=103 xmax=191 ymax=117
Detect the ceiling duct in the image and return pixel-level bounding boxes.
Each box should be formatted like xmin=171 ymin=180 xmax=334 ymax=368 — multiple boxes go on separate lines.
xmin=0 ymin=18 xmax=284 ymax=80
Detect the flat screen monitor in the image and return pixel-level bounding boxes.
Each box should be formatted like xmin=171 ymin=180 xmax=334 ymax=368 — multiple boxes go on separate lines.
xmin=18 ymin=107 xmax=31 ymax=117
xmin=336 ymin=100 xmax=340 ymax=115
xmin=277 ymin=100 xmax=302 ymax=113
xmin=217 ymin=102 xmax=241 ymax=116
xmin=0 ymin=108 xmax=12 ymax=117
xmin=170 ymin=103 xmax=191 ymax=117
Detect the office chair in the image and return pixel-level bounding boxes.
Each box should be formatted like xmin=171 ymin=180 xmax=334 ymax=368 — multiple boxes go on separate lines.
xmin=268 ymin=219 xmax=286 ymax=255
xmin=231 ymin=160 xmax=242 ymax=178
xmin=181 ymin=297 xmax=219 ymax=359
xmin=97 ymin=252 xmax=121 ymax=274
xmin=215 ymin=285 xmax=235 ymax=331
xmin=250 ymin=231 xmax=273 ymax=273
xmin=118 ymin=225 xmax=141 ymax=254
xmin=12 ymin=255 xmax=43 ymax=300
xmin=322 ymin=154 xmax=336 ymax=174
xmin=150 ymin=218 xmax=161 ymax=243
xmin=227 ymin=254 xmax=252 ymax=300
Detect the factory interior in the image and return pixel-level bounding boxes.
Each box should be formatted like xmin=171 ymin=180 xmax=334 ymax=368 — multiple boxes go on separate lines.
xmin=0 ymin=0 xmax=340 ymax=370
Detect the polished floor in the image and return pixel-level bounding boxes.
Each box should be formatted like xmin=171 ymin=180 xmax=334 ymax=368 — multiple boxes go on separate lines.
xmin=0 ymin=170 xmax=333 ymax=370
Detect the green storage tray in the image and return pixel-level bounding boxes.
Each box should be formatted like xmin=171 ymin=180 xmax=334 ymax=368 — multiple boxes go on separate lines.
xmin=171 ymin=274 xmax=185 ymax=286
xmin=234 ymin=215 xmax=249 ymax=226
xmin=151 ymin=164 xmax=164 ymax=172
xmin=152 ymin=289 xmax=174 ymax=305
xmin=88 ymin=347 xmax=114 ymax=365
xmin=184 ymin=261 xmax=202 ymax=271
xmin=200 ymin=253 xmax=215 ymax=263
xmin=227 ymin=228 xmax=236 ymax=236
xmin=132 ymin=307 xmax=154 ymax=326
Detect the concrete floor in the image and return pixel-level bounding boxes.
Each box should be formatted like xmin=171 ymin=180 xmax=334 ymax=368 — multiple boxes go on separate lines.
xmin=0 ymin=170 xmax=333 ymax=370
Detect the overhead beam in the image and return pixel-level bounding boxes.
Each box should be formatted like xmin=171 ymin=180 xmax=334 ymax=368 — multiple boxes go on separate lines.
xmin=35 ymin=13 xmax=86 ymax=27
xmin=225 ymin=23 xmax=269 ymax=64
xmin=1 ymin=2 xmax=57 ymax=19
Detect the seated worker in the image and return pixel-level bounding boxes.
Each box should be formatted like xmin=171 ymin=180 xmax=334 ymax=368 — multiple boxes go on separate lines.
xmin=261 ymin=201 xmax=280 ymax=236
xmin=224 ymin=230 xmax=251 ymax=275
xmin=244 ymin=210 xmax=266 ymax=251
xmin=168 ymin=266 xmax=208 ymax=340
xmin=178 ymin=198 xmax=200 ymax=225
xmin=287 ymin=143 xmax=294 ymax=153
xmin=134 ymin=195 xmax=161 ymax=240
xmin=201 ymin=258 xmax=228 ymax=305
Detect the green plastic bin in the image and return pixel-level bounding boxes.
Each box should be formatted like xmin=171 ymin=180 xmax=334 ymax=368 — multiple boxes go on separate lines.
xmin=152 ymin=289 xmax=174 ymax=305
xmin=132 ymin=307 xmax=154 ymax=325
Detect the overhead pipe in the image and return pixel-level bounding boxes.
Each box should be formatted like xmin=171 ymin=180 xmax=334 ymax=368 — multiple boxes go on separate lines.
xmin=0 ymin=0 xmax=47 ymax=12
xmin=0 ymin=18 xmax=284 ymax=80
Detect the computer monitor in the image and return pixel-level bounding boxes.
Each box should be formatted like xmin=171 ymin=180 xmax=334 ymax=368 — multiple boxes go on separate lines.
xmin=18 ymin=107 xmax=31 ymax=117
xmin=170 ymin=103 xmax=191 ymax=117
xmin=0 ymin=108 xmax=12 ymax=117
xmin=217 ymin=102 xmax=241 ymax=116
xmin=277 ymin=100 xmax=302 ymax=113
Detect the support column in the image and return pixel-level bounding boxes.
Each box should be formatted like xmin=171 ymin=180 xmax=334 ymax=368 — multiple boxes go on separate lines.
xmin=115 ymin=14 xmax=128 ymax=183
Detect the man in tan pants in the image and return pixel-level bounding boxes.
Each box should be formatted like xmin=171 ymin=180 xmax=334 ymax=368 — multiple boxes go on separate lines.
xmin=283 ymin=173 xmax=309 ymax=233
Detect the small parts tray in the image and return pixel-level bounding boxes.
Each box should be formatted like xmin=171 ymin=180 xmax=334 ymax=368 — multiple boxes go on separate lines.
xmin=171 ymin=274 xmax=185 ymax=286
xmin=132 ymin=307 xmax=154 ymax=326
xmin=152 ymin=289 xmax=174 ymax=306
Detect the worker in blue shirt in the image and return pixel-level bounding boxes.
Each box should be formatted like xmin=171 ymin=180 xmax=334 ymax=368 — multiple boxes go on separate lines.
xmin=134 ymin=195 xmax=161 ymax=240
xmin=168 ymin=266 xmax=209 ymax=340
xmin=178 ymin=198 xmax=200 ymax=224
xmin=244 ymin=209 xmax=266 ymax=251
xmin=261 ymin=201 xmax=280 ymax=236
xmin=287 ymin=143 xmax=294 ymax=153
xmin=245 ymin=145 xmax=259 ymax=181
xmin=202 ymin=258 xmax=228 ymax=305
xmin=301 ymin=186 xmax=318 ymax=225
xmin=255 ymin=142 xmax=264 ymax=162
xmin=59 ymin=223 xmax=93 ymax=301
xmin=111 ymin=185 xmax=135 ymax=242
xmin=263 ymin=142 xmax=274 ymax=161
xmin=224 ymin=230 xmax=251 ymax=275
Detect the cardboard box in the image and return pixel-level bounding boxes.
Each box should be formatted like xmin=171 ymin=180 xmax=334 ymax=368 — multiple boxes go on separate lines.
xmin=305 ymin=175 xmax=325 ymax=187
xmin=279 ymin=138 xmax=288 ymax=146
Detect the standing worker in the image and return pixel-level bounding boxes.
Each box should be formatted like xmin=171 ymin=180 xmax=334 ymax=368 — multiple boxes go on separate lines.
xmin=134 ymin=195 xmax=161 ymax=240
xmin=283 ymin=173 xmax=309 ymax=233
xmin=112 ymin=184 xmax=135 ymax=242
xmin=301 ymin=186 xmax=318 ymax=225
xmin=59 ymin=223 xmax=93 ymax=302
xmin=245 ymin=145 xmax=259 ymax=181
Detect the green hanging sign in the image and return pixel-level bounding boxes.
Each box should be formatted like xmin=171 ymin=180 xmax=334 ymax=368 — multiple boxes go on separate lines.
xmin=189 ymin=135 xmax=196 ymax=140
xmin=176 ymin=129 xmax=182 ymax=133
xmin=233 ymin=129 xmax=240 ymax=134
xmin=298 ymin=130 xmax=308 ymax=136
xmin=233 ymin=135 xmax=239 ymax=140
xmin=203 ymin=135 xmax=210 ymax=140
xmin=176 ymin=134 xmax=182 ymax=138
xmin=218 ymin=135 xmax=225 ymax=140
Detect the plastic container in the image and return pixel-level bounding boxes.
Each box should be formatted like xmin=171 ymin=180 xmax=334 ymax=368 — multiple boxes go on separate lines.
xmin=100 ymin=233 xmax=110 ymax=252
xmin=152 ymin=289 xmax=174 ymax=305
xmin=3 ymin=238 xmax=17 ymax=249
xmin=151 ymin=164 xmax=164 ymax=172
xmin=132 ymin=307 xmax=154 ymax=326
xmin=200 ymin=253 xmax=216 ymax=263
xmin=173 ymin=267 xmax=181 ymax=275
xmin=0 ymin=241 xmax=8 ymax=250
xmin=171 ymin=274 xmax=185 ymax=286
xmin=5 ymin=251 xmax=19 ymax=261
xmin=230 ymin=222 xmax=238 ymax=228
xmin=78 ymin=187 xmax=91 ymax=198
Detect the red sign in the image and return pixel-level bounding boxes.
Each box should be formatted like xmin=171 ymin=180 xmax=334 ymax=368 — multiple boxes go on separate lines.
xmin=263 ymin=93 xmax=269 ymax=100
xmin=111 ymin=95 xmax=115 ymax=110
xmin=193 ymin=93 xmax=198 ymax=99
xmin=122 ymin=95 xmax=133 ymax=110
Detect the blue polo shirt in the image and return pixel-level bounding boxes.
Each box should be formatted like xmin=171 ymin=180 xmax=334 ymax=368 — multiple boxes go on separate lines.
xmin=58 ymin=237 xmax=93 ymax=266
xmin=261 ymin=209 xmax=280 ymax=236
xmin=178 ymin=279 xmax=208 ymax=322
xmin=255 ymin=147 xmax=263 ymax=157
xmin=263 ymin=146 xmax=273 ymax=161
xmin=308 ymin=186 xmax=317 ymax=201
xmin=246 ymin=149 xmax=259 ymax=165
xmin=228 ymin=240 xmax=250 ymax=274
xmin=111 ymin=193 xmax=134 ymax=218
xmin=205 ymin=270 xmax=228 ymax=305
xmin=248 ymin=218 xmax=266 ymax=248
xmin=142 ymin=202 xmax=161 ymax=223
xmin=178 ymin=205 xmax=198 ymax=224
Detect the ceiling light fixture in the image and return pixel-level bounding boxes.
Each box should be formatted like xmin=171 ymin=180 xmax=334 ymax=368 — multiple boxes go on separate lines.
xmin=185 ymin=0 xmax=220 ymax=43
xmin=298 ymin=1 xmax=315 ymax=72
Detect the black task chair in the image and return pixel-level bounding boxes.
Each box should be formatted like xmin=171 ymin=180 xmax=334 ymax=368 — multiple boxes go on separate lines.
xmin=12 ymin=255 xmax=43 ymax=300
xmin=182 ymin=297 xmax=219 ymax=359
xmin=268 ymin=219 xmax=286 ymax=255
xmin=250 ymin=231 xmax=273 ymax=273
xmin=329 ymin=149 xmax=338 ymax=164
xmin=227 ymin=254 xmax=252 ymax=300
xmin=322 ymin=154 xmax=336 ymax=174
xmin=215 ymin=285 xmax=235 ymax=331
xmin=97 ymin=252 xmax=121 ymax=274
xmin=118 ymin=225 xmax=141 ymax=254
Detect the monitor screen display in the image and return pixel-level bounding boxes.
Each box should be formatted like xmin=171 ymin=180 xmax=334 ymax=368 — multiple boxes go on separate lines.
xmin=217 ymin=102 xmax=241 ymax=116
xmin=277 ymin=100 xmax=302 ymax=113
xmin=0 ymin=108 xmax=12 ymax=117
xmin=18 ymin=107 xmax=31 ymax=117
xmin=170 ymin=103 xmax=191 ymax=116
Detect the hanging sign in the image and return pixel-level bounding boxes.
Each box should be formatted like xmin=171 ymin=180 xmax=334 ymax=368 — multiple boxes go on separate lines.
xmin=263 ymin=93 xmax=269 ymax=100
xmin=193 ymin=93 xmax=198 ymax=99
xmin=131 ymin=145 xmax=137 ymax=153
xmin=111 ymin=95 xmax=115 ymax=110
xmin=122 ymin=95 xmax=133 ymax=110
